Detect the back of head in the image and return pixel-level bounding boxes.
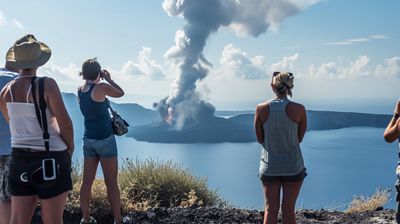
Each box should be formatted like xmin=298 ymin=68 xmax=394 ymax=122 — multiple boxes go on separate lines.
xmin=80 ymin=58 xmax=101 ymax=80
xmin=272 ymin=72 xmax=294 ymax=97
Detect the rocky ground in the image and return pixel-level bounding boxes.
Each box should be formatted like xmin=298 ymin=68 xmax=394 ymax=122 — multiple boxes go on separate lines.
xmin=30 ymin=207 xmax=397 ymax=223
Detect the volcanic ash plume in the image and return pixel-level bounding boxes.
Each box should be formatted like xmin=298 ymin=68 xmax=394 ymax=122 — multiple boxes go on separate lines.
xmin=157 ymin=0 xmax=318 ymax=129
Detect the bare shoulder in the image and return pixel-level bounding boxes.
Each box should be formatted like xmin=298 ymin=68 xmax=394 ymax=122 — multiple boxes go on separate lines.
xmin=97 ymin=82 xmax=110 ymax=88
xmin=93 ymin=82 xmax=110 ymax=91
xmin=256 ymin=101 xmax=270 ymax=122
xmin=256 ymin=101 xmax=269 ymax=111
xmin=43 ymin=77 xmax=59 ymax=89
xmin=0 ymin=82 xmax=11 ymax=100
xmin=288 ymin=101 xmax=305 ymax=113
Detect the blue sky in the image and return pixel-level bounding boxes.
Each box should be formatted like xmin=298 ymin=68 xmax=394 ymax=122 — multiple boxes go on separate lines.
xmin=1 ymin=0 xmax=399 ymax=112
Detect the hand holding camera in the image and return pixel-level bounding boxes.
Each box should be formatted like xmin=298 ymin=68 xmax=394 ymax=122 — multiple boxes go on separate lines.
xmin=100 ymin=69 xmax=112 ymax=82
xmin=392 ymin=99 xmax=400 ymax=118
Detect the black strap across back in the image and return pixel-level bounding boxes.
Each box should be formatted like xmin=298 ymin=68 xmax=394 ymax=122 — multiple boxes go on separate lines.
xmin=30 ymin=77 xmax=50 ymax=152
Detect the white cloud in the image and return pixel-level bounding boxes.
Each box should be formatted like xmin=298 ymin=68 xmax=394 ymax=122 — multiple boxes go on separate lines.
xmin=307 ymin=62 xmax=338 ymax=79
xmin=370 ymin=34 xmax=390 ymax=40
xmin=375 ymin=57 xmax=400 ymax=78
xmin=217 ymin=44 xmax=267 ymax=79
xmin=214 ymin=50 xmax=395 ymax=82
xmin=12 ymin=19 xmax=24 ymax=29
xmin=38 ymin=62 xmax=81 ymax=93
xmin=303 ymin=56 xmax=400 ymax=80
xmin=0 ymin=11 xmax=24 ymax=29
xmin=41 ymin=62 xmax=81 ymax=82
xmin=121 ymin=47 xmax=165 ymax=80
xmin=38 ymin=47 xmax=167 ymax=86
xmin=0 ymin=11 xmax=6 ymax=26
xmin=270 ymin=53 xmax=299 ymax=72
xmin=325 ymin=34 xmax=391 ymax=46
xmin=340 ymin=55 xmax=371 ymax=78
xmin=347 ymin=38 xmax=369 ymax=42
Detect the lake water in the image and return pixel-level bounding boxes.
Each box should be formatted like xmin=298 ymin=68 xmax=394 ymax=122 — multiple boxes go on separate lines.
xmin=71 ymin=127 xmax=398 ymax=210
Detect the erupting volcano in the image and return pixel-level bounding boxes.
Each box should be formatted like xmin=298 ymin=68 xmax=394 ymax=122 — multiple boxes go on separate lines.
xmin=131 ymin=0 xmax=318 ymax=142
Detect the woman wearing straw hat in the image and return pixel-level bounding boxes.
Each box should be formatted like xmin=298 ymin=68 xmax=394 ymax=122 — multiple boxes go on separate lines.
xmin=0 ymin=34 xmax=74 ymax=224
xmin=254 ymin=71 xmax=307 ymax=224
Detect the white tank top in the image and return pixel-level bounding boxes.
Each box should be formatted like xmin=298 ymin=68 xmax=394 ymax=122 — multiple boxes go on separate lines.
xmin=6 ymin=79 xmax=67 ymax=151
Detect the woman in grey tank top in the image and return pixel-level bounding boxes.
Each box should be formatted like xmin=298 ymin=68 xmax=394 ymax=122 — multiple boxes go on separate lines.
xmin=254 ymin=72 xmax=307 ymax=224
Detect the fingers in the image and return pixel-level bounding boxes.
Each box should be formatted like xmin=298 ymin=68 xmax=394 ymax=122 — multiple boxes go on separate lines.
xmin=396 ymin=99 xmax=400 ymax=113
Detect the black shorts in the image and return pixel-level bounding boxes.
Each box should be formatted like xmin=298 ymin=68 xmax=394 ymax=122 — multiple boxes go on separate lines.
xmin=8 ymin=149 xmax=72 ymax=199
xmin=260 ymin=169 xmax=307 ymax=183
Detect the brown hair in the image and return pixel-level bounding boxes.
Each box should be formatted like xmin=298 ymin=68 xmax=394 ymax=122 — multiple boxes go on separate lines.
xmin=80 ymin=58 xmax=101 ymax=80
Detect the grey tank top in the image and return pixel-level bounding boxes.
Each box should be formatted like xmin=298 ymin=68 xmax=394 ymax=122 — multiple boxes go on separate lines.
xmin=259 ymin=98 xmax=305 ymax=176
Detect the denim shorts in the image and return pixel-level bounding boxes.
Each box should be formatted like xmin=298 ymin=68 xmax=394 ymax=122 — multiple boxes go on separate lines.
xmin=83 ymin=135 xmax=118 ymax=158
xmin=0 ymin=155 xmax=11 ymax=202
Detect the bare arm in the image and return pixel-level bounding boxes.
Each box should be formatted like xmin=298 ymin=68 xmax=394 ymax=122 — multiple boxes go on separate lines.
xmin=101 ymin=69 xmax=124 ymax=98
xmin=254 ymin=105 xmax=265 ymax=144
xmin=383 ymin=118 xmax=399 ymax=143
xmin=45 ymin=78 xmax=74 ymax=155
xmin=0 ymin=83 xmax=11 ymax=122
xmin=384 ymin=100 xmax=400 ymax=142
xmin=298 ymin=105 xmax=307 ymax=143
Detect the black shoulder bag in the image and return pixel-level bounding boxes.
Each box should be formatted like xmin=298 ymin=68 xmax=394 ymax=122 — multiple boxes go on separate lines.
xmin=107 ymin=99 xmax=129 ymax=136
xmin=29 ymin=77 xmax=59 ymax=188
xmin=31 ymin=77 xmax=50 ymax=151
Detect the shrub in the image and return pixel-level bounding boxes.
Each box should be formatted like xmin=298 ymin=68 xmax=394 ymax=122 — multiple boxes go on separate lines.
xmin=66 ymin=158 xmax=225 ymax=217
xmin=118 ymin=158 xmax=226 ymax=209
xmin=346 ymin=188 xmax=391 ymax=213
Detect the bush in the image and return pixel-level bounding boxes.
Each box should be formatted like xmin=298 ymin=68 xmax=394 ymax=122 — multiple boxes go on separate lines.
xmin=118 ymin=158 xmax=226 ymax=209
xmin=66 ymin=158 xmax=225 ymax=217
xmin=346 ymin=188 xmax=391 ymax=213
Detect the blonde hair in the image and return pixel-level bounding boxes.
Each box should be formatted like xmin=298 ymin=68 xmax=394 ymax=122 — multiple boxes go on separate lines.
xmin=272 ymin=72 xmax=294 ymax=97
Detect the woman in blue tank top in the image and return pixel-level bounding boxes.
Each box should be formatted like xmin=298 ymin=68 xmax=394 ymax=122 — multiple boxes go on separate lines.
xmin=254 ymin=72 xmax=307 ymax=224
xmin=77 ymin=58 xmax=125 ymax=224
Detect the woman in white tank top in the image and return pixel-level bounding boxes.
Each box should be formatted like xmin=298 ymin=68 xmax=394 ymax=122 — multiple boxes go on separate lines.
xmin=254 ymin=72 xmax=307 ymax=224
xmin=0 ymin=34 xmax=74 ymax=224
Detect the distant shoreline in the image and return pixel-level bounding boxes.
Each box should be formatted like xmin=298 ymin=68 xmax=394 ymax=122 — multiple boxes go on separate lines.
xmin=129 ymin=110 xmax=391 ymax=143
xmin=60 ymin=93 xmax=392 ymax=143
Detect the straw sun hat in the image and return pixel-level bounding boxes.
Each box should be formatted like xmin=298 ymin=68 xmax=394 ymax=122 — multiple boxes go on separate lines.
xmin=6 ymin=34 xmax=51 ymax=69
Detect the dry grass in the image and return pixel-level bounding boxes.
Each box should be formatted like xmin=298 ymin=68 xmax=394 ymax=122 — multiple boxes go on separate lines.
xmin=118 ymin=158 xmax=226 ymax=209
xmin=66 ymin=158 xmax=225 ymax=217
xmin=346 ymin=188 xmax=391 ymax=213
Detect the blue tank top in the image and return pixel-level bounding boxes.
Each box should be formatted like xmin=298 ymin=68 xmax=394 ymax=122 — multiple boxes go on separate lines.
xmin=0 ymin=68 xmax=17 ymax=155
xmin=78 ymin=84 xmax=113 ymax=139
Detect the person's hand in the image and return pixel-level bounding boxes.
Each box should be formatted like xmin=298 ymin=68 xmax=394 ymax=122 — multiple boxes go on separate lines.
xmin=101 ymin=69 xmax=112 ymax=82
xmin=395 ymin=100 xmax=400 ymax=114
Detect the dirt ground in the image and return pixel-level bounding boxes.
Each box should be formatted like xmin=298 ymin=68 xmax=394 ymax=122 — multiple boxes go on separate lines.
xmin=29 ymin=207 xmax=397 ymax=223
